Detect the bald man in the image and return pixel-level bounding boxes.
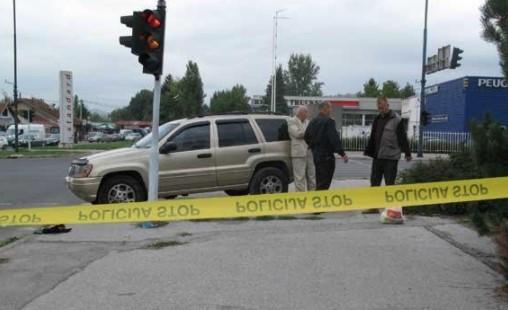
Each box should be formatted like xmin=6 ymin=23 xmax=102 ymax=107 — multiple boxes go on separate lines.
xmin=287 ymin=106 xmax=316 ymax=192
xmin=304 ymin=102 xmax=349 ymax=190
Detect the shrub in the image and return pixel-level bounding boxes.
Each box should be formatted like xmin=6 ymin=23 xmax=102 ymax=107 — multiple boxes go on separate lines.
xmin=399 ymin=115 xmax=508 ymax=279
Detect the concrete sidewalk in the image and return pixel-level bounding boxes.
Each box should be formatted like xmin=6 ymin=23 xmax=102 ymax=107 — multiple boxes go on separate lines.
xmin=1 ymin=179 xmax=506 ymax=310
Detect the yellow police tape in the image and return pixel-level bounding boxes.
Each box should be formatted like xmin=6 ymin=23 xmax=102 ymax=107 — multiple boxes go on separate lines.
xmin=1 ymin=177 xmax=508 ymax=227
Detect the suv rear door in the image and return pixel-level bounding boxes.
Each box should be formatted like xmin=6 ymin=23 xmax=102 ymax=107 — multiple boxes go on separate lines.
xmin=158 ymin=121 xmax=217 ymax=193
xmin=214 ymin=118 xmax=262 ymax=187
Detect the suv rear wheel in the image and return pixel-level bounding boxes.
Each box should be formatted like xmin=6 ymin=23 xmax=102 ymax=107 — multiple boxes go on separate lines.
xmin=97 ymin=175 xmax=147 ymax=204
xmin=248 ymin=167 xmax=288 ymax=195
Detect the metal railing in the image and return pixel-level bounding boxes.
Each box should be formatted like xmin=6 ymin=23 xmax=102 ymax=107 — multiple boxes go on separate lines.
xmin=340 ymin=129 xmax=471 ymax=154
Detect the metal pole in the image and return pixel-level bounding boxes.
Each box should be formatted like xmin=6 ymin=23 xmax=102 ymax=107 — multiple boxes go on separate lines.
xmin=417 ymin=0 xmax=428 ymax=158
xmin=271 ymin=12 xmax=277 ymax=113
xmin=147 ymin=0 xmax=166 ymax=202
xmin=148 ymin=77 xmax=161 ymax=201
xmin=13 ymin=0 xmax=19 ymax=153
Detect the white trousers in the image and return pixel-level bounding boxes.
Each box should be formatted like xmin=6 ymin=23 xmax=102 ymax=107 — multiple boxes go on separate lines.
xmin=292 ymin=150 xmax=316 ymax=192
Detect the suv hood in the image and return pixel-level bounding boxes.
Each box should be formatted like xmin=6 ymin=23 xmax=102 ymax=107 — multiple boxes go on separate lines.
xmin=83 ymin=147 xmax=148 ymax=163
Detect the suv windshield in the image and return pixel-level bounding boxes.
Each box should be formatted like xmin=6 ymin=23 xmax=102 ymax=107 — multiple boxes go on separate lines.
xmin=134 ymin=122 xmax=179 ymax=149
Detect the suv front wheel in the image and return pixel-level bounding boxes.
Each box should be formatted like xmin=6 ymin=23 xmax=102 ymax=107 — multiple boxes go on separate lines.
xmin=248 ymin=167 xmax=288 ymax=195
xmin=97 ymin=175 xmax=147 ymax=204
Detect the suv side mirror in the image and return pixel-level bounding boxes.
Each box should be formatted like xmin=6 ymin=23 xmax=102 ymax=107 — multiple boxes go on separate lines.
xmin=160 ymin=142 xmax=177 ymax=154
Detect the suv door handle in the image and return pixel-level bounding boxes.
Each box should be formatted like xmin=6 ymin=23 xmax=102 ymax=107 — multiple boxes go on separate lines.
xmin=248 ymin=148 xmax=261 ymax=153
xmin=197 ymin=153 xmax=212 ymax=159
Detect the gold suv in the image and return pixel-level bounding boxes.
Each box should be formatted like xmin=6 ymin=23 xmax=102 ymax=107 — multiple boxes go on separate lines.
xmin=66 ymin=114 xmax=293 ymax=204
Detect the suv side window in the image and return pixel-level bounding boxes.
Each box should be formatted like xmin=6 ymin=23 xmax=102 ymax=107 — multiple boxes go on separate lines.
xmin=255 ymin=119 xmax=290 ymax=142
xmin=217 ymin=120 xmax=258 ymax=147
xmin=170 ymin=123 xmax=210 ymax=152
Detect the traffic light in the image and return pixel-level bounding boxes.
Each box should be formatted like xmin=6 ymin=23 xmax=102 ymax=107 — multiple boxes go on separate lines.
xmin=421 ymin=110 xmax=431 ymax=126
xmin=119 ymin=9 xmax=166 ymax=76
xmin=450 ymin=47 xmax=463 ymax=69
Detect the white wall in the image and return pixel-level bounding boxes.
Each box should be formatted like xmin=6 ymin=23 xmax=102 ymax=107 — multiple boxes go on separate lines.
xmin=401 ymin=96 xmax=421 ymax=139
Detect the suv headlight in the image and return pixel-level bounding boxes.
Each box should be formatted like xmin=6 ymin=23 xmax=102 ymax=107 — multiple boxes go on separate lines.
xmin=68 ymin=159 xmax=93 ymax=178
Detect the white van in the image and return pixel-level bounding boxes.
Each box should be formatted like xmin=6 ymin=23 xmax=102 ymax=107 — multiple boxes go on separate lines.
xmin=7 ymin=124 xmax=46 ymax=142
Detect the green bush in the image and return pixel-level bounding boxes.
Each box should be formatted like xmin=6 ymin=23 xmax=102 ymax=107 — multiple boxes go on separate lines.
xmin=399 ymin=115 xmax=508 ymax=279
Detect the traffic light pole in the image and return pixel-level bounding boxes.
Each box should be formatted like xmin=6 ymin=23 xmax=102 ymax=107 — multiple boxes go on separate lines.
xmin=148 ymin=75 xmax=161 ymax=201
xmin=417 ymin=0 xmax=429 ymax=158
xmin=147 ymin=0 xmax=166 ymax=202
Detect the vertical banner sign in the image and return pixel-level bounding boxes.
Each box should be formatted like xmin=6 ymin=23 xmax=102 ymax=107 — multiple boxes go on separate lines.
xmin=59 ymin=71 xmax=74 ymax=146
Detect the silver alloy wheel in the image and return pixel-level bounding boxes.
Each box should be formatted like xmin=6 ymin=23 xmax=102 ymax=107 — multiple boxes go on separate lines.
xmin=259 ymin=175 xmax=283 ymax=194
xmin=107 ymin=183 xmax=136 ymax=203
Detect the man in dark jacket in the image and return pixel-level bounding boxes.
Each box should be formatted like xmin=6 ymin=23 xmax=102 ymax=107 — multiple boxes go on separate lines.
xmin=304 ymin=102 xmax=349 ymax=190
xmin=364 ymin=96 xmax=412 ymax=187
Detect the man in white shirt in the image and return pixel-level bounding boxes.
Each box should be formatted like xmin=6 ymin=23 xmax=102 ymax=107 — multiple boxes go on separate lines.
xmin=288 ymin=106 xmax=316 ymax=192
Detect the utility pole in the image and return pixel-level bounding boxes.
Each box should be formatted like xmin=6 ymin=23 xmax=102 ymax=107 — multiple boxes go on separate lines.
xmin=13 ymin=0 xmax=19 ymax=153
xmin=147 ymin=0 xmax=166 ymax=202
xmin=271 ymin=9 xmax=288 ymax=113
xmin=417 ymin=0 xmax=429 ymax=158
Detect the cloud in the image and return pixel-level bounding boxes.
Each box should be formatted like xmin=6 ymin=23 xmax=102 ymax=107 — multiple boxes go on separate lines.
xmin=0 ymin=0 xmax=501 ymax=112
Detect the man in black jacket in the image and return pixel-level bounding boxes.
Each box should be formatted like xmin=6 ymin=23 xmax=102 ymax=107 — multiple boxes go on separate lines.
xmin=304 ymin=102 xmax=349 ymax=190
xmin=364 ymin=96 xmax=412 ymax=187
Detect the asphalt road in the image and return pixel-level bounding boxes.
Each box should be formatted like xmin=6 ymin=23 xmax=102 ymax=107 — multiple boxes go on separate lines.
xmin=0 ymin=157 xmax=420 ymax=209
xmin=0 ymin=158 xmax=83 ymax=208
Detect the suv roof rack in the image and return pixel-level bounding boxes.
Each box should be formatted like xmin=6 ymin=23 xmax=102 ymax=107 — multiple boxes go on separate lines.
xmin=197 ymin=111 xmax=287 ymax=117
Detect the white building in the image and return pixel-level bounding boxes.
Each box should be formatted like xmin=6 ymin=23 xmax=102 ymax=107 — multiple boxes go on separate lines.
xmin=401 ymin=96 xmax=421 ymax=139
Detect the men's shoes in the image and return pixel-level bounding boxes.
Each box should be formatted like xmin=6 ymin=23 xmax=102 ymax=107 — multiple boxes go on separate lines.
xmin=362 ymin=208 xmax=380 ymax=214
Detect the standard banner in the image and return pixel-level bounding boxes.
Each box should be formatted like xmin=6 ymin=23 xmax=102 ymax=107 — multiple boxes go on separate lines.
xmin=1 ymin=177 xmax=507 ymax=227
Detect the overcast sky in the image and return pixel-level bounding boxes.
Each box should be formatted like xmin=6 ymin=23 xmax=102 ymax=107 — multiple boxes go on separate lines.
xmin=0 ymin=0 xmax=502 ymax=112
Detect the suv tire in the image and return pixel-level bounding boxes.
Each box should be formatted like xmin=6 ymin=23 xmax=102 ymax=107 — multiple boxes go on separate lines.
xmin=224 ymin=189 xmax=249 ymax=196
xmin=248 ymin=167 xmax=288 ymax=195
xmin=97 ymin=175 xmax=147 ymax=204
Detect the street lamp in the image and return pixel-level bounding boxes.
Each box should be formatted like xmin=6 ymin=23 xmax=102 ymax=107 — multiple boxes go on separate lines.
xmin=417 ymin=0 xmax=429 ymax=158
xmin=11 ymin=0 xmax=19 ymax=153
xmin=271 ymin=9 xmax=289 ymax=113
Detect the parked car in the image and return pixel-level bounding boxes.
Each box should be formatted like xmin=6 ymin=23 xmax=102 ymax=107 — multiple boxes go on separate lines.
xmin=131 ymin=128 xmax=147 ymax=137
xmin=125 ymin=132 xmax=142 ymax=141
xmin=119 ymin=129 xmax=133 ymax=139
xmin=88 ymin=132 xmax=104 ymax=143
xmin=45 ymin=134 xmax=60 ymax=146
xmin=108 ymin=133 xmax=123 ymax=141
xmin=66 ymin=114 xmax=292 ymax=204
xmin=0 ymin=136 xmax=8 ymax=150
xmin=18 ymin=135 xmax=47 ymax=147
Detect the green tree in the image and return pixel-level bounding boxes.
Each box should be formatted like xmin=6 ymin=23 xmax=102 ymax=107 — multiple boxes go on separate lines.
xmin=210 ymin=84 xmax=250 ymax=113
xmin=160 ymin=78 xmax=185 ymax=122
xmin=358 ymin=78 xmax=380 ymax=97
xmin=161 ymin=74 xmax=173 ymax=94
xmin=264 ymin=65 xmax=288 ymax=114
xmin=90 ymin=112 xmax=109 ymax=122
xmin=400 ymin=83 xmax=416 ymax=98
xmin=73 ymin=95 xmax=90 ymax=121
xmin=381 ymin=80 xmax=401 ymax=98
xmin=284 ymin=53 xmax=323 ymax=96
xmin=179 ymin=61 xmax=205 ymax=117
xmin=110 ymin=89 xmax=153 ymax=121
xmin=481 ymin=0 xmax=508 ymax=79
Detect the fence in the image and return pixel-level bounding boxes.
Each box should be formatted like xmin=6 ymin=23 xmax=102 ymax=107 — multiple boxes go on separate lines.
xmin=340 ymin=130 xmax=472 ymax=154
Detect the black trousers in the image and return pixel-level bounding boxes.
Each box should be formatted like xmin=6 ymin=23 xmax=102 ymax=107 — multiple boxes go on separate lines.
xmin=314 ymin=155 xmax=336 ymax=190
xmin=370 ymin=158 xmax=399 ymax=187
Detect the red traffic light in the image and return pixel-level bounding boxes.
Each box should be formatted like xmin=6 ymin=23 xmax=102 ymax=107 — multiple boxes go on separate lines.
xmin=143 ymin=10 xmax=161 ymax=28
